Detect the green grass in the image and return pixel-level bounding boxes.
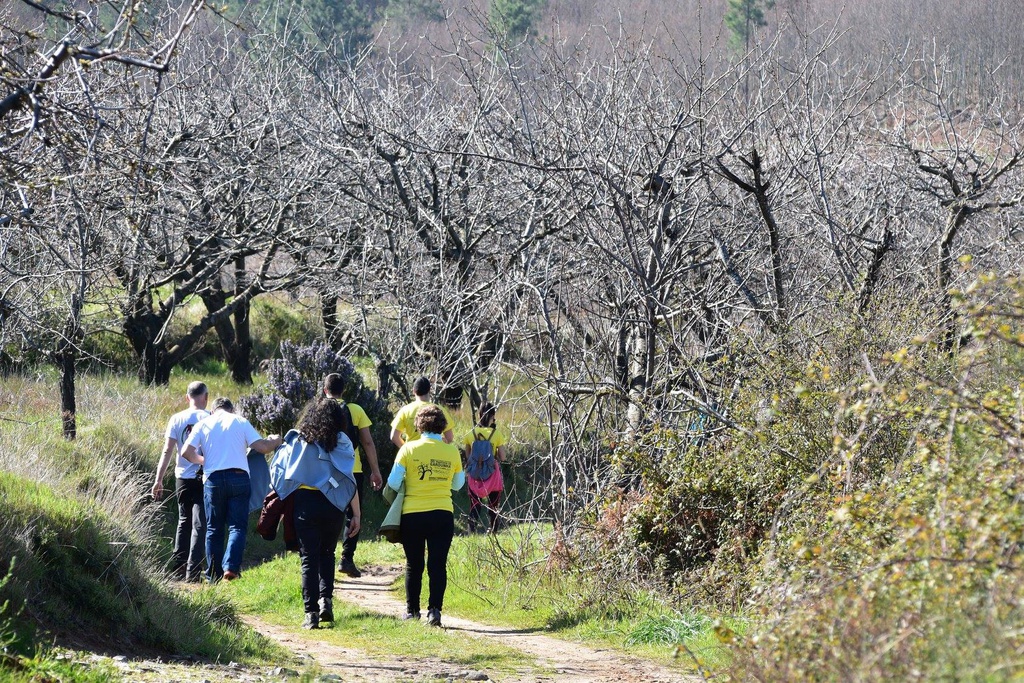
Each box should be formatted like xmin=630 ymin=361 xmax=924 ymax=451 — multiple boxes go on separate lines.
xmin=0 ymin=373 xmax=287 ymax=670
xmin=0 ymin=651 xmax=120 ymax=683
xmin=0 ymin=472 xmax=282 ymax=665
xmin=225 ymin=552 xmax=536 ymax=675
xmin=0 ymin=366 xmax=719 ymax=677
xmin=359 ymin=525 xmax=731 ymax=673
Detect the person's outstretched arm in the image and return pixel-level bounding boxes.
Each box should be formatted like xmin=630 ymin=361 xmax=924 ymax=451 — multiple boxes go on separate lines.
xmin=151 ymin=436 xmax=177 ymax=499
xmin=250 ymin=434 xmax=283 ymax=454
xmin=360 ymin=427 xmax=382 ymax=490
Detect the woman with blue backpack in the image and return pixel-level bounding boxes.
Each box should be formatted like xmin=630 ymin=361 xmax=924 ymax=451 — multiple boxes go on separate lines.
xmin=462 ymin=402 xmax=507 ymax=533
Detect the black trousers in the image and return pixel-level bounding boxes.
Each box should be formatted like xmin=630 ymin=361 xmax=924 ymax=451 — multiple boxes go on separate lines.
xmin=293 ymin=489 xmax=346 ymax=615
xmin=340 ymin=472 xmax=364 ymax=563
xmin=172 ymin=476 xmax=206 ymax=580
xmin=400 ymin=509 xmax=455 ymax=612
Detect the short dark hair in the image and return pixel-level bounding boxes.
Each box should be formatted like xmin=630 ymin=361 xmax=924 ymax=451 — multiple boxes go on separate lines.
xmin=478 ymin=402 xmax=496 ymax=427
xmin=212 ymin=397 xmax=233 ymax=412
xmin=187 ymin=381 xmax=208 ymax=398
xmin=298 ymin=398 xmax=346 ymax=451
xmin=414 ymin=404 xmax=447 ymax=435
xmin=412 ymin=376 xmax=431 ymax=397
xmin=323 ymin=373 xmax=345 ymax=397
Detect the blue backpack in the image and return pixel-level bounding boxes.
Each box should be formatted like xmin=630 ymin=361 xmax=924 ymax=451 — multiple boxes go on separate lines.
xmin=466 ymin=429 xmax=497 ymax=481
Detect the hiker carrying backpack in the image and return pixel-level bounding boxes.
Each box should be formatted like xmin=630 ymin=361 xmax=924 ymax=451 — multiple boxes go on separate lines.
xmin=466 ymin=430 xmax=498 ymax=480
xmin=462 ymin=402 xmax=507 ymax=533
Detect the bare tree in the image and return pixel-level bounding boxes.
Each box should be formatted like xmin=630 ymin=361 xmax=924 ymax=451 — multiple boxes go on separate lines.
xmin=888 ymin=58 xmax=1024 ymax=351
xmin=1 ymin=0 xmax=205 ymax=437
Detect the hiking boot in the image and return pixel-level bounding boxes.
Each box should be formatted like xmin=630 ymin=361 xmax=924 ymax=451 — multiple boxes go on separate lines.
xmin=302 ymin=612 xmax=319 ymax=630
xmin=223 ymin=570 xmax=239 ymax=581
xmin=338 ymin=559 xmax=362 ymax=578
xmin=402 ymin=611 xmax=421 ymax=621
xmin=426 ymin=608 xmax=442 ymax=627
xmin=318 ymin=598 xmax=334 ymax=623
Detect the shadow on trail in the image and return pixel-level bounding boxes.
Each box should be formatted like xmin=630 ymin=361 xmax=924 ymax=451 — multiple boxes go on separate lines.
xmin=443 ymin=624 xmax=549 ymax=636
xmin=336 ymin=579 xmax=394 ymax=593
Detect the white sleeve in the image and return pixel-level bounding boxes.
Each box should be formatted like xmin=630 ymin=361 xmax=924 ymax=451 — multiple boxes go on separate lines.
xmin=243 ymin=419 xmax=262 ymax=445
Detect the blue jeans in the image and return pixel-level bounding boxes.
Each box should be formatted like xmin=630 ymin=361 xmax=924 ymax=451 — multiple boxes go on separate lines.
xmin=204 ymin=469 xmax=250 ymax=582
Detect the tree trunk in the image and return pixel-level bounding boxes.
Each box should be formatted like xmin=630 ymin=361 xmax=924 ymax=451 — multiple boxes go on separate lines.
xmin=200 ymin=273 xmax=254 ymax=385
xmin=937 ymin=207 xmax=969 ymax=353
xmin=322 ymin=295 xmax=340 ymax=347
xmin=59 ymin=347 xmax=76 ymax=440
xmin=230 ymin=300 xmax=253 ymax=384
xmin=122 ymin=301 xmax=171 ymax=385
xmin=626 ymin=310 xmax=657 ymax=436
xmin=58 ymin=288 xmax=85 ymax=439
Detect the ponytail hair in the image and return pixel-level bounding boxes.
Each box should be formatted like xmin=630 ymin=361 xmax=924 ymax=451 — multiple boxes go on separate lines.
xmin=478 ymin=402 xmax=496 ymax=428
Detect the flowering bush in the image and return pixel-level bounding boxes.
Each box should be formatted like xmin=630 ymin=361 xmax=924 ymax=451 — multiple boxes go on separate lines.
xmin=237 ymin=392 xmax=297 ymax=437
xmin=267 ymin=341 xmax=355 ymax=404
xmin=239 ymin=342 xmax=393 ymax=467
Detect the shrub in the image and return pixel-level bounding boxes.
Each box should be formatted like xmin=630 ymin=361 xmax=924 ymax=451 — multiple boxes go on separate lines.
xmin=239 ymin=341 xmax=394 ymax=467
xmin=720 ymin=275 xmax=1024 ymax=679
xmin=250 ymin=296 xmax=320 ymax=362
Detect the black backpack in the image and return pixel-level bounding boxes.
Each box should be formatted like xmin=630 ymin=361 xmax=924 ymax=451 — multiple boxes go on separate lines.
xmin=337 ymin=401 xmax=359 ymax=450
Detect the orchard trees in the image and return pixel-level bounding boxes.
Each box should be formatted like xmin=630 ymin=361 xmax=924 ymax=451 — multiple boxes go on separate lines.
xmin=114 ymin=35 xmax=323 ymax=385
xmin=0 ymin=0 xmax=205 ymax=436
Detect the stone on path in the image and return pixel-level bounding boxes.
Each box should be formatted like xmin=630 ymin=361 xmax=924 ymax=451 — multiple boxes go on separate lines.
xmin=272 ymin=666 xmax=299 ymax=677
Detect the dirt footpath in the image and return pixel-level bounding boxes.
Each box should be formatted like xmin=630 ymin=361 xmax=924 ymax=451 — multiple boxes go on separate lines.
xmin=67 ymin=567 xmax=699 ymax=682
xmin=303 ymin=564 xmax=697 ymax=683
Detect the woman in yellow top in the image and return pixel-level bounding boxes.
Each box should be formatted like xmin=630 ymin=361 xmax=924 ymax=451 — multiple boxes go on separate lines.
xmin=462 ymin=402 xmax=507 ymax=533
xmin=386 ymin=405 xmax=465 ymax=627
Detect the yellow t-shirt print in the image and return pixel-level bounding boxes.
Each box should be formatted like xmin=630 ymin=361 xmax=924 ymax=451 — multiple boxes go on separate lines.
xmin=396 ymin=439 xmax=462 ymax=514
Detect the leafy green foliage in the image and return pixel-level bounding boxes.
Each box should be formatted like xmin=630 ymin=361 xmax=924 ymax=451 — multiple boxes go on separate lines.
xmin=718 ymin=279 xmax=1024 ymax=678
xmin=589 ymin=275 xmax=1024 ymax=677
xmin=724 ymin=0 xmax=775 ymax=51
xmin=387 ymin=0 xmax=445 ymax=24
xmin=249 ymin=0 xmax=386 ymax=54
xmin=490 ymin=0 xmax=546 ymax=41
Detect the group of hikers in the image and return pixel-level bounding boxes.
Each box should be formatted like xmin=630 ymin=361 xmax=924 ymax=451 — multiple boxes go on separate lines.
xmin=151 ymin=375 xmax=508 ymax=629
